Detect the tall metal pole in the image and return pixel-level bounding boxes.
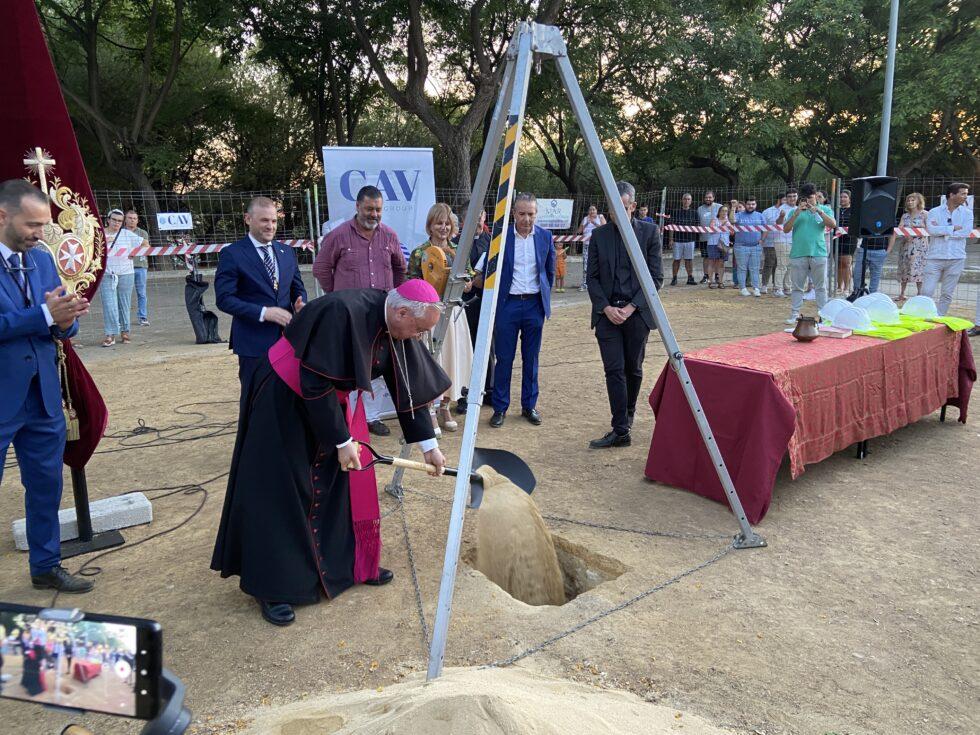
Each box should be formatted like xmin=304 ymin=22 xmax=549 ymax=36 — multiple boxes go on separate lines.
xmin=876 ymin=0 xmax=900 ymax=176
xmin=426 ymin=22 xmax=534 ymax=681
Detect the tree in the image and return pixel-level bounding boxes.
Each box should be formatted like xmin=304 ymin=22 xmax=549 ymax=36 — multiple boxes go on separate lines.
xmin=347 ymin=1 xmax=564 ymax=196
xmin=37 ymin=0 xmax=235 ymax=202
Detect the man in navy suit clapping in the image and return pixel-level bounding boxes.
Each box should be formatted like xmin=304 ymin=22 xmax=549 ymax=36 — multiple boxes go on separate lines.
xmin=215 ymin=197 xmax=307 ymax=396
xmin=0 ymin=180 xmax=92 ymax=593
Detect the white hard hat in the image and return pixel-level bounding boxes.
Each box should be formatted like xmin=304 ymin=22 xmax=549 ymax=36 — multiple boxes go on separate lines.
xmin=865 ymin=299 xmax=901 ymax=325
xmin=819 ymin=298 xmax=850 ymax=325
xmin=853 ymin=292 xmax=895 ymax=311
xmin=901 ymin=295 xmax=939 ymax=319
xmin=833 ymin=305 xmax=873 ymax=331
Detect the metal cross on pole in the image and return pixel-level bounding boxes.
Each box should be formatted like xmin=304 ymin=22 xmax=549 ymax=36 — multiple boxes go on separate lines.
xmin=425 ymin=22 xmax=765 ymax=681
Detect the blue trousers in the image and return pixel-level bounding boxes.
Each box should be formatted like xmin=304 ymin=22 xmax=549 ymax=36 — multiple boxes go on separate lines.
xmin=100 ymin=271 xmax=135 ymax=335
xmin=852 ymin=248 xmax=888 ymax=293
xmin=134 ymin=267 xmax=148 ymax=321
xmin=734 ymin=245 xmax=762 ymax=288
xmin=0 ymin=376 xmax=67 ymax=575
xmin=492 ymin=295 xmax=545 ymax=413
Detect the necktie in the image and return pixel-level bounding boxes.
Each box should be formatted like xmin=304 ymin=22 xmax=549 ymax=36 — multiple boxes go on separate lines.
xmin=260 ymin=245 xmax=277 ymax=289
xmin=8 ymin=253 xmax=26 ymax=294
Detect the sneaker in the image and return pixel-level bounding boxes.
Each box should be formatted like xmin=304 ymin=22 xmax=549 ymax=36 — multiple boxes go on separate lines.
xmin=761 ymin=286 xmax=769 ymax=294
xmin=752 ymin=288 xmax=761 ymax=297
xmin=139 ymin=319 xmax=150 ymax=326
xmin=775 ymin=289 xmax=785 ymax=297
xmin=739 ymin=288 xmax=751 ymax=296
xmin=686 ymin=276 xmax=696 ymax=285
xmin=700 ymin=275 xmax=709 ymax=284
xmin=785 ymin=314 xmax=800 ymax=325
xmin=670 ymin=276 xmax=678 ymax=286
xmin=578 ymin=284 xmax=586 ymax=291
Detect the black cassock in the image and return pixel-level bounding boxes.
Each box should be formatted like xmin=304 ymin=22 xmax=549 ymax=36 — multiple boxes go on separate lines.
xmin=211 ymin=289 xmax=450 ymax=604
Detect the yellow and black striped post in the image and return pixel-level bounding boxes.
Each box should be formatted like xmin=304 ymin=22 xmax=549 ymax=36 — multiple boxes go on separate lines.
xmin=483 ymin=114 xmax=522 ymax=291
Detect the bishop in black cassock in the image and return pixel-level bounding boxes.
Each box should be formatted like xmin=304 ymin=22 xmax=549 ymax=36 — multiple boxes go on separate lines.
xmin=211 ymin=282 xmax=450 ymax=626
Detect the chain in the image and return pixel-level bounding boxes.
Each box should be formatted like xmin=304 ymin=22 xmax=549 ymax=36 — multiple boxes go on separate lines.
xmin=397 ymin=498 xmax=431 ymax=657
xmin=541 ymin=514 xmax=730 ymax=541
xmin=402 ymin=486 xmax=730 ymax=542
xmin=482 ymin=541 xmax=736 ymax=669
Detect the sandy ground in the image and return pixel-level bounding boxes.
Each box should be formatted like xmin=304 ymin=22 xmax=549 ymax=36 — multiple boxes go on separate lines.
xmin=1 ymin=283 xmax=977 ymax=735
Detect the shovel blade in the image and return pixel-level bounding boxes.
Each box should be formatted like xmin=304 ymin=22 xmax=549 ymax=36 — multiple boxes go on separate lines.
xmin=467 ymin=447 xmax=535 ymax=509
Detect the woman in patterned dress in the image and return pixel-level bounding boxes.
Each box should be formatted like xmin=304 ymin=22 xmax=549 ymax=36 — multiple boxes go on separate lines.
xmin=889 ymin=192 xmax=929 ymax=302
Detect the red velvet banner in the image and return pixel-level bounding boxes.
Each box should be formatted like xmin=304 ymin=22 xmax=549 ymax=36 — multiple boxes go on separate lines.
xmin=1 ymin=1 xmax=108 ymax=467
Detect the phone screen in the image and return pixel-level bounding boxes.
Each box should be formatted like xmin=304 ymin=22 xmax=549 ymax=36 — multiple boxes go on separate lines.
xmin=0 ymin=604 xmax=161 ymax=719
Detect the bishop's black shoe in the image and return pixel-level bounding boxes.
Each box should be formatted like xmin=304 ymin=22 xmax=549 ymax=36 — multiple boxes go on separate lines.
xmin=258 ymin=599 xmax=295 ymax=626
xmin=367 ymin=420 xmax=391 ymax=437
xmin=521 ymin=408 xmax=542 ymax=425
xmin=31 ymin=566 xmax=94 ymax=594
xmin=489 ymin=411 xmax=506 ymax=428
xmin=454 ymin=395 xmax=468 ymax=415
xmin=363 ymin=567 xmax=394 ymax=586
xmin=589 ymin=431 xmax=632 ymax=449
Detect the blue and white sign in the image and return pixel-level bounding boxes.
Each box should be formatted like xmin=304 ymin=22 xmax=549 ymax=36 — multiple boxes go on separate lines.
xmin=156 ymin=212 xmax=194 ymax=230
xmin=322 ymin=146 xmax=437 ymax=249
xmin=535 ymin=198 xmax=575 ymax=230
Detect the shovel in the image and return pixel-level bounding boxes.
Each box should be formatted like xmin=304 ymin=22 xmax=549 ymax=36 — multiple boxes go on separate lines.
xmin=354 ymin=442 xmax=535 ymax=509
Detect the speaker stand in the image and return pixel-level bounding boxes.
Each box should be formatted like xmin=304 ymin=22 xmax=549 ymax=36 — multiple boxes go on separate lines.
xmin=60 ymin=467 xmax=125 ymax=560
xmin=847 ymin=237 xmax=869 ymax=301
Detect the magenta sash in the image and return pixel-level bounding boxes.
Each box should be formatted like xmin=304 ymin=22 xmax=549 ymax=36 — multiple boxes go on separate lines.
xmin=268 ymin=336 xmax=381 ymax=583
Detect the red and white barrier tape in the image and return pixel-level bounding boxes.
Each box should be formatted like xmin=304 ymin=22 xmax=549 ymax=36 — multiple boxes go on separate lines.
xmin=110 ymin=239 xmax=316 ymax=257
xmin=663 ymin=224 xmax=980 ymax=238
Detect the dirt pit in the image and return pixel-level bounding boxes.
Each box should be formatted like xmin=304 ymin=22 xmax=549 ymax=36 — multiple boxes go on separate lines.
xmin=464 ymin=534 xmax=626 ymax=605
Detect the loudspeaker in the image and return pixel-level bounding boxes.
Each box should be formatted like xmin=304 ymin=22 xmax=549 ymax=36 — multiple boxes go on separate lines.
xmin=849 ymin=175 xmax=899 ymax=238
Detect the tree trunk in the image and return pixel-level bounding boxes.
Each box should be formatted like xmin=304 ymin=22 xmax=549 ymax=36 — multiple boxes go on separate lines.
xmin=443 ymin=136 xmax=472 ymax=203
xmin=115 ymin=157 xmax=163 ymax=243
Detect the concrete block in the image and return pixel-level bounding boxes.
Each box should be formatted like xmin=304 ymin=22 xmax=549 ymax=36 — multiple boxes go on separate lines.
xmin=12 ymin=493 xmax=152 ymax=551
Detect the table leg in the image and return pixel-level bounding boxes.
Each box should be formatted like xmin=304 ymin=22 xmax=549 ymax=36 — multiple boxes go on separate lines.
xmin=855 ymin=440 xmax=869 ymax=459
xmin=940 ymin=405 xmax=947 ymax=423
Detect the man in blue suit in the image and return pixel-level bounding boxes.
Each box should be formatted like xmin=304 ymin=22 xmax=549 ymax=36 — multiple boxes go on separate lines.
xmin=0 ymin=180 xmax=93 ymax=593
xmin=215 ymin=196 xmax=308 ymax=395
xmin=488 ymin=193 xmax=556 ymax=428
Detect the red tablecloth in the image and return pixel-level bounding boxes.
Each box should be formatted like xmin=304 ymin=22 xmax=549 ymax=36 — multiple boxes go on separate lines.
xmin=73 ymin=660 xmax=102 ymax=683
xmin=645 ymin=328 xmax=975 ymax=523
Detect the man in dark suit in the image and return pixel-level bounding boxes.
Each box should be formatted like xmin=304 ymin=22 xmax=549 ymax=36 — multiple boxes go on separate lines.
xmin=215 ymin=196 xmax=307 ymax=396
xmin=0 ymin=180 xmax=92 ymax=592
xmin=487 ymin=193 xmax=556 ymax=429
xmin=453 ymin=202 xmax=492 ymax=416
xmin=587 ymin=181 xmax=663 ymax=448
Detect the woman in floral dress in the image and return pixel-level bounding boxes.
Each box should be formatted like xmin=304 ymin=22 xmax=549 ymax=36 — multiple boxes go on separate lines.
xmin=890 ymin=192 xmax=928 ymax=302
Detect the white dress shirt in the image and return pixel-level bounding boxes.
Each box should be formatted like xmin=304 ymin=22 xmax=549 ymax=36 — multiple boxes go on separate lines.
xmin=925 ymin=203 xmax=972 ymax=260
xmin=0 ymin=241 xmax=55 ymax=327
xmin=510 ymin=229 xmax=540 ymax=295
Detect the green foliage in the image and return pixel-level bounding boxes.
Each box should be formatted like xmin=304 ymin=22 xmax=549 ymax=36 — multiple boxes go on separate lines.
xmin=38 ymin=0 xmax=979 ymax=193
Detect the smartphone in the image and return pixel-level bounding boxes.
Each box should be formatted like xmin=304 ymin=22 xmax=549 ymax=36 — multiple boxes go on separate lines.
xmin=0 ymin=602 xmax=162 ymax=719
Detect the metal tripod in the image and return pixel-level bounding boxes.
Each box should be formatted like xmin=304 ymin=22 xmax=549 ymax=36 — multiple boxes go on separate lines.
xmin=421 ymin=22 xmax=766 ymax=681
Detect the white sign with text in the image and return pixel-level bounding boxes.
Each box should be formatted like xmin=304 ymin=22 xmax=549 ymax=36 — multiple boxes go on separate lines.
xmin=535 ymin=198 xmax=575 ymax=230
xmin=156 ymin=212 xmax=194 ymax=230
xmin=322 ymin=146 xmax=436 ymax=249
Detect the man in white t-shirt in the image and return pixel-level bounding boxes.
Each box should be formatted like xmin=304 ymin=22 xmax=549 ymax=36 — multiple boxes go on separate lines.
xmin=772 ymin=188 xmax=798 ymax=296
xmin=923 ymin=182 xmax=972 ymax=316
xmin=577 ymin=205 xmax=605 ymax=290
xmin=760 ymin=193 xmax=785 ymax=293
xmin=100 ymin=208 xmax=147 ymax=346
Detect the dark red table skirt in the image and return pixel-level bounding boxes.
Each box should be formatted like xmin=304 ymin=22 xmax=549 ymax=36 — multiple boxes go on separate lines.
xmin=645 ymin=329 xmax=975 ymax=524
xmin=73 ymin=660 xmax=101 ymax=683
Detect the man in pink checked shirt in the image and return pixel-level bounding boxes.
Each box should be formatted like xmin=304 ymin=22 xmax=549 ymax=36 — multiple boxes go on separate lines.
xmin=313 ymin=184 xmax=407 ymax=435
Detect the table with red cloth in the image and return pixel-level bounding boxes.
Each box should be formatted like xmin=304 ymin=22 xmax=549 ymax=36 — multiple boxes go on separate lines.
xmin=645 ymin=327 xmax=975 ymax=524
xmin=73 ymin=660 xmax=102 ymax=683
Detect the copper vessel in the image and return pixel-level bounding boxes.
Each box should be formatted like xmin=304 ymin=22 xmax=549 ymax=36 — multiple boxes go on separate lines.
xmin=792 ymin=316 xmax=820 ymax=342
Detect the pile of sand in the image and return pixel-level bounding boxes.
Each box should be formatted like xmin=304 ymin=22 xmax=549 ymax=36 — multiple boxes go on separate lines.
xmin=243 ymin=666 xmax=734 ymax=735
xmin=472 ymin=466 xmax=565 ymax=606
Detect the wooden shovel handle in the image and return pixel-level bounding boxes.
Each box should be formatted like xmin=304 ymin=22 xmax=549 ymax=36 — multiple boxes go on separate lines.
xmin=390 ymin=456 xmax=440 ymax=474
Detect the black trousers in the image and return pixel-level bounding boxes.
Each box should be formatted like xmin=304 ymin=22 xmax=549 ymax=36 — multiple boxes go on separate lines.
xmin=463 ymin=294 xmax=494 ymax=398
xmin=595 ymin=313 xmax=650 ymax=436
